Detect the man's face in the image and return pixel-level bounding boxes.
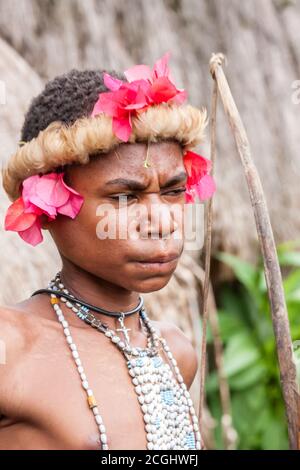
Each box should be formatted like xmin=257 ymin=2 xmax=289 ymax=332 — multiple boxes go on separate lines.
xmin=47 ymin=140 xmax=187 ymax=293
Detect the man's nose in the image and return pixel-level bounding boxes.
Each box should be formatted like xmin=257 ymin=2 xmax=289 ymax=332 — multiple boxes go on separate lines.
xmin=137 ymin=201 xmax=179 ymax=239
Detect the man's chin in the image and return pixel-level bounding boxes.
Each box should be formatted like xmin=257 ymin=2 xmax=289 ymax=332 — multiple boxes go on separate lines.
xmin=130 ymin=273 xmax=175 ymax=293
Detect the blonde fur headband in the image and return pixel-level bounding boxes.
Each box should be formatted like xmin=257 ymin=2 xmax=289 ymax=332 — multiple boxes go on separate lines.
xmin=2 ymin=102 xmax=207 ymax=202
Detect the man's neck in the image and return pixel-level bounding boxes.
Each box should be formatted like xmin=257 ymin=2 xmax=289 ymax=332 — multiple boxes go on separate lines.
xmin=59 ymin=259 xmax=143 ymax=336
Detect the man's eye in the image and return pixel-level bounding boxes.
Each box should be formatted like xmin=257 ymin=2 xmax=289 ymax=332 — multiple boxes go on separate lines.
xmin=163 ymin=188 xmax=186 ymax=196
xmin=110 ymin=194 xmax=136 ymax=202
xmin=109 ymin=189 xmax=186 ymax=201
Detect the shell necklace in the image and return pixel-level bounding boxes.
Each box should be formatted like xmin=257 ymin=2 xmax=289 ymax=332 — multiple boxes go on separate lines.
xmin=45 ymin=272 xmax=202 ymax=450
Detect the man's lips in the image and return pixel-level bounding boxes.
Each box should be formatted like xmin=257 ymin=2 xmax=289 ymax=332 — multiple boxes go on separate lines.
xmin=134 ymin=253 xmax=180 ymax=264
xmin=131 ymin=253 xmax=180 ymax=274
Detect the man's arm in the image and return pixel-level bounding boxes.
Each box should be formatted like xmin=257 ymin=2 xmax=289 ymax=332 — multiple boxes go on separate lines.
xmin=0 ymin=306 xmax=27 ymax=418
xmin=158 ymin=321 xmax=199 ymax=390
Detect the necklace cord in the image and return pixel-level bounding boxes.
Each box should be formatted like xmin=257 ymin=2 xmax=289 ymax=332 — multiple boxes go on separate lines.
xmin=30 ymin=288 xmax=144 ymax=318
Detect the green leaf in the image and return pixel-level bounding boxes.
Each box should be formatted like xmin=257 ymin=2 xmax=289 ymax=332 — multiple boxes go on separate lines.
xmin=205 ymin=371 xmax=219 ymax=393
xmin=229 ymin=361 xmax=268 ymax=390
xmin=223 ymin=332 xmax=261 ymax=377
xmin=261 ymin=416 xmax=288 ymax=450
xmin=278 ymin=251 xmax=300 ymax=267
xmin=218 ymin=287 xmax=248 ymax=318
xmin=277 ymin=239 xmax=300 ymax=254
xmin=257 ymin=270 xmax=267 ymax=293
xmin=215 ymin=252 xmax=258 ymax=292
xmin=283 ymin=269 xmax=300 ymax=295
xmin=217 ymin=309 xmax=244 ymax=341
xmin=205 ymin=245 xmax=298 ymax=449
xmin=286 ymin=289 xmax=300 ymax=302
xmin=292 ymin=343 xmax=300 ymax=391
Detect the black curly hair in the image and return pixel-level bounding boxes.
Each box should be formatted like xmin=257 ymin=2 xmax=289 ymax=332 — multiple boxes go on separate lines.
xmin=21 ymin=68 xmax=126 ymax=143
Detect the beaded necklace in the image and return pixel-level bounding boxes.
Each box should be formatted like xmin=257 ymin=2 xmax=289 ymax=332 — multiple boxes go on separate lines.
xmin=42 ymin=272 xmax=202 ymax=450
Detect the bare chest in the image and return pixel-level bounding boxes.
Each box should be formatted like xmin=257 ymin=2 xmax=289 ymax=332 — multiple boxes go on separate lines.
xmin=20 ymin=337 xmax=156 ymax=449
xmin=4 ymin=320 xmax=197 ymax=450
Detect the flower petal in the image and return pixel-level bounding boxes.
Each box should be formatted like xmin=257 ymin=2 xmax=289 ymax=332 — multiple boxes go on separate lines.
xmin=60 ymin=175 xmax=83 ymax=197
xmin=58 ymin=193 xmax=84 ymax=218
xmin=112 ymin=115 xmax=132 ymax=142
xmin=22 ymin=174 xmax=57 ymax=216
xmin=152 ymin=51 xmax=171 ymax=79
xmin=149 ymin=76 xmax=179 ymax=104
xmin=91 ymin=91 xmax=120 ymax=118
xmin=22 ymin=175 xmax=39 ymax=207
xmin=195 ymin=175 xmax=216 ymax=201
xmin=4 ymin=197 xmax=37 ymax=231
xmin=36 ymin=173 xmax=69 ymax=208
xmin=18 ymin=218 xmax=43 ymax=246
xmin=183 ymin=150 xmax=216 ymax=202
xmin=184 ymin=188 xmax=195 ymax=204
xmin=168 ymin=89 xmax=188 ymax=105
xmin=103 ymin=72 xmax=124 ymax=91
xmin=124 ymin=64 xmax=152 ymax=82
xmin=23 ymin=202 xmax=44 ymax=216
xmin=124 ymin=88 xmax=148 ymax=110
xmin=184 ymin=151 xmax=211 ymax=185
xmin=55 ymin=174 xmax=84 ymax=217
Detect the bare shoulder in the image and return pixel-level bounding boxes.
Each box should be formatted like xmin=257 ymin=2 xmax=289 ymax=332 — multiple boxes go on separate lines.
xmin=0 ymin=303 xmax=50 ymax=416
xmin=0 ymin=303 xmax=45 ymax=378
xmin=0 ymin=306 xmax=28 ymax=410
xmin=0 ymin=305 xmax=29 ymax=356
xmin=152 ymin=320 xmax=199 ymax=390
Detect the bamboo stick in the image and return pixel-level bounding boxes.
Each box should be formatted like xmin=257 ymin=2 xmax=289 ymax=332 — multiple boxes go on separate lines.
xmin=198 ymin=77 xmax=217 ymax=449
xmin=208 ymin=52 xmax=300 ymax=450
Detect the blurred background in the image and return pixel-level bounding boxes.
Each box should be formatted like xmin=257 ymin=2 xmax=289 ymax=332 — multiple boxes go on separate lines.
xmin=0 ymin=0 xmax=300 ymax=450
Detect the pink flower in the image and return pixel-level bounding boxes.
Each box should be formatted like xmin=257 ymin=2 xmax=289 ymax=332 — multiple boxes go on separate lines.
xmin=4 ymin=172 xmax=84 ymax=246
xmin=91 ymin=51 xmax=187 ymax=142
xmin=124 ymin=51 xmax=187 ymax=106
xmin=4 ymin=197 xmax=43 ymax=246
xmin=183 ymin=151 xmax=216 ymax=203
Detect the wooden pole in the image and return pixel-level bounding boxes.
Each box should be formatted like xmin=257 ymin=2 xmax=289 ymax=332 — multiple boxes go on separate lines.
xmin=208 ymin=52 xmax=300 ymax=450
xmin=198 ymin=77 xmax=217 ymax=448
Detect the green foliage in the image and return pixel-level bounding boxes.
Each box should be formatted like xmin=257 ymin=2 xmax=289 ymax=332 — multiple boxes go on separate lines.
xmin=205 ymin=240 xmax=300 ymax=450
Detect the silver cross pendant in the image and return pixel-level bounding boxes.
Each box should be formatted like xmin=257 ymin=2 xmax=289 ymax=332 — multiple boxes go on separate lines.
xmin=116 ymin=312 xmax=131 ymax=347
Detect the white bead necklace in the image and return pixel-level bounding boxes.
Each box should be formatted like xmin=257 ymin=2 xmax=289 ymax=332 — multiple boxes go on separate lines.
xmin=47 ymin=274 xmax=202 ymax=450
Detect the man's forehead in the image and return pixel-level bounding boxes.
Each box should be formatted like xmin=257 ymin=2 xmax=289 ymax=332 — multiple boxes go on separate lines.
xmin=79 ymin=141 xmax=185 ymax=188
xmin=109 ymin=143 xmax=184 ymax=183
xmin=110 ymin=140 xmax=184 ymax=171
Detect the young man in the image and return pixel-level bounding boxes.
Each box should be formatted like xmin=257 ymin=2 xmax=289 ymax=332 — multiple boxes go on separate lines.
xmin=0 ymin=53 xmax=215 ymax=450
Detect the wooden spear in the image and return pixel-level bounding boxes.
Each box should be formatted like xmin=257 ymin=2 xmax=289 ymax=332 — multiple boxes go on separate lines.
xmin=202 ymin=52 xmax=300 ymax=450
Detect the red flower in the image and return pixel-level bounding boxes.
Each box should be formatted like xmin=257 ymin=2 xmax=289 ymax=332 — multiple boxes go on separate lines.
xmin=91 ymin=52 xmax=187 ymax=142
xmin=4 ymin=173 xmax=84 ymax=246
xmin=183 ymin=151 xmax=216 ymax=203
